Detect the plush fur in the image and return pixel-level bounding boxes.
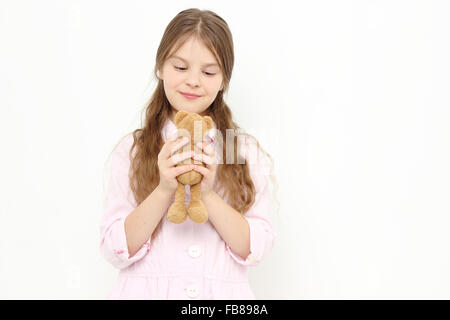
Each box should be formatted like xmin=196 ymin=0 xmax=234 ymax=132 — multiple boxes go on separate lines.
xmin=167 ymin=110 xmax=214 ymax=224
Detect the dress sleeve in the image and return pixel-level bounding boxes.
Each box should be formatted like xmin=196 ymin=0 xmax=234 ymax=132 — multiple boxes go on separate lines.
xmin=99 ymin=136 xmax=150 ymax=270
xmin=225 ymin=137 xmax=277 ymax=267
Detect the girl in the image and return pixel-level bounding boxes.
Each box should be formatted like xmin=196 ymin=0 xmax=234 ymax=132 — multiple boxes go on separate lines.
xmin=99 ymin=8 xmax=279 ymax=300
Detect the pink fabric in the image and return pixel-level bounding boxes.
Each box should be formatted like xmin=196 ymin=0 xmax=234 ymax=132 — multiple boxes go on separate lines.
xmin=99 ymin=118 xmax=276 ymax=299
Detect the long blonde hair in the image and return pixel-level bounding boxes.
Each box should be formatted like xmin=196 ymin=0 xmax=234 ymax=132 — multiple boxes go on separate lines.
xmin=107 ymin=8 xmax=279 ymax=241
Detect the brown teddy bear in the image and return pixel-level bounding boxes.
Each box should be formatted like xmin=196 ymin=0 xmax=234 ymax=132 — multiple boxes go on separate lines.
xmin=167 ymin=110 xmax=214 ymax=224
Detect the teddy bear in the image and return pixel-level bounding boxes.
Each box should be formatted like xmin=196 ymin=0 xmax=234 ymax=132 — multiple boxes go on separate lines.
xmin=167 ymin=110 xmax=214 ymax=224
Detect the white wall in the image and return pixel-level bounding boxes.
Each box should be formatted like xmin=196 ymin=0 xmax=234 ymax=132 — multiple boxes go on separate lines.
xmin=1 ymin=0 xmax=449 ymax=299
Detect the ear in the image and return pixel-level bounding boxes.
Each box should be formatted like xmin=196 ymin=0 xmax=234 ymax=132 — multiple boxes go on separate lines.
xmin=203 ymin=116 xmax=213 ymax=130
xmin=175 ymin=110 xmax=189 ymax=125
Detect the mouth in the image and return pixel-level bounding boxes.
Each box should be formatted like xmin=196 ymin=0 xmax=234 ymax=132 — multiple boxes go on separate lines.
xmin=180 ymin=92 xmax=201 ymax=100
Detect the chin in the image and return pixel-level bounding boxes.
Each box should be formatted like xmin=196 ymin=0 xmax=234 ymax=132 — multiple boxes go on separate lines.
xmin=173 ymin=106 xmax=204 ymax=114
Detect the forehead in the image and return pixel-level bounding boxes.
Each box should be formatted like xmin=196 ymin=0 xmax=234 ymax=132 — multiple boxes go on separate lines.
xmin=167 ymin=37 xmax=220 ymax=67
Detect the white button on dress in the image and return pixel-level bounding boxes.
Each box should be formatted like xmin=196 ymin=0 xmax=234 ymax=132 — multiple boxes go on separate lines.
xmin=186 ymin=284 xmax=200 ymax=298
xmin=188 ymin=245 xmax=202 ymax=258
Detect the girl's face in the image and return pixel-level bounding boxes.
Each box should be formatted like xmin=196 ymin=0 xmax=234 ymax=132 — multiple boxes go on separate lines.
xmin=160 ymin=36 xmax=224 ymax=121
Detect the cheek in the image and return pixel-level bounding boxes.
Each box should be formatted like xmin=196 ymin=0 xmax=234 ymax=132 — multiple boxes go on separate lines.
xmin=163 ymin=67 xmax=182 ymax=85
xmin=204 ymin=78 xmax=223 ymax=93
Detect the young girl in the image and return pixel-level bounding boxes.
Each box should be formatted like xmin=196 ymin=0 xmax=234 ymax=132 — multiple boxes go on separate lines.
xmin=99 ymin=8 xmax=278 ymax=300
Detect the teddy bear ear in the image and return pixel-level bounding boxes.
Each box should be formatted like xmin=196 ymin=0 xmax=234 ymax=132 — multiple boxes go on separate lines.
xmin=175 ymin=110 xmax=189 ymax=125
xmin=203 ymin=116 xmax=213 ymax=130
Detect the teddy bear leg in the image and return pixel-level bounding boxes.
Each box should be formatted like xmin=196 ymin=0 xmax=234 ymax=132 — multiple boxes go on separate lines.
xmin=167 ymin=182 xmax=188 ymax=224
xmin=187 ymin=182 xmax=208 ymax=224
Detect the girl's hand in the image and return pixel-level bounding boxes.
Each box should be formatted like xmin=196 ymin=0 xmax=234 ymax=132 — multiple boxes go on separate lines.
xmin=157 ymin=131 xmax=195 ymax=195
xmin=192 ymin=140 xmax=218 ymax=199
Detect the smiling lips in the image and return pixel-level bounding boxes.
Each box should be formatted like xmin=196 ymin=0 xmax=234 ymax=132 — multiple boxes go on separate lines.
xmin=180 ymin=92 xmax=201 ymax=100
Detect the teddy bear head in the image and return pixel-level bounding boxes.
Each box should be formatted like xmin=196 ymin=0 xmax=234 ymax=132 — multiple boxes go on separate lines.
xmin=174 ymin=110 xmax=214 ymax=142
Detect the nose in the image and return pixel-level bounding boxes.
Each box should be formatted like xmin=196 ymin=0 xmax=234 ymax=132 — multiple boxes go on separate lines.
xmin=185 ymin=69 xmax=201 ymax=87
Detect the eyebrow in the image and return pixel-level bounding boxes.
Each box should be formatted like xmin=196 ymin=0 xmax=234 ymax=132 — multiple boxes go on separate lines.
xmin=170 ymin=55 xmax=219 ymax=68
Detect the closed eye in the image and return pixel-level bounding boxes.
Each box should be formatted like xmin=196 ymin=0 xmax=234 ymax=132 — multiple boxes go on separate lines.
xmin=174 ymin=66 xmax=216 ymax=76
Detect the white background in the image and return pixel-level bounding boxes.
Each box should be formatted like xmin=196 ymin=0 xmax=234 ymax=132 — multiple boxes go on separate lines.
xmin=1 ymin=0 xmax=449 ymax=299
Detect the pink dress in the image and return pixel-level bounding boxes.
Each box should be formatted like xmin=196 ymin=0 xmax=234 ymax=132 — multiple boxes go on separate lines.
xmin=99 ymin=118 xmax=277 ymax=299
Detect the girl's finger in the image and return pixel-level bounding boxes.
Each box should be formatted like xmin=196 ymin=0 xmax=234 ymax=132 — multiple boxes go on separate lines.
xmin=160 ymin=133 xmax=184 ymax=160
xmin=168 ymin=150 xmax=194 ymax=166
xmin=192 ymin=164 xmax=209 ymax=176
xmin=168 ymin=136 xmax=191 ymax=157
xmin=192 ymin=153 xmax=215 ymax=166
xmin=170 ymin=164 xmax=194 ymax=177
xmin=196 ymin=141 xmax=215 ymax=156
